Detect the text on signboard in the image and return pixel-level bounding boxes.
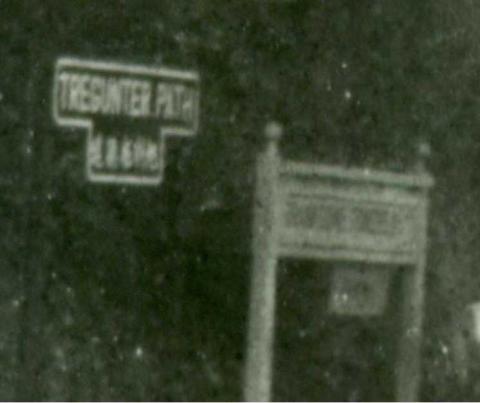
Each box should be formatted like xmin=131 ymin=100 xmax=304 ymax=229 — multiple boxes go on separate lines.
xmin=57 ymin=72 xmax=196 ymax=123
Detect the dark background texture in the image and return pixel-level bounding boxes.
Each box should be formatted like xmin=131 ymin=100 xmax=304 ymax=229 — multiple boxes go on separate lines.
xmin=0 ymin=0 xmax=479 ymax=400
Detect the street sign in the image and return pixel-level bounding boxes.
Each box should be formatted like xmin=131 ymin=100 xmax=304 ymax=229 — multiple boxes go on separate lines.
xmin=277 ymin=163 xmax=431 ymax=264
xmin=244 ymin=123 xmax=434 ymax=402
xmin=52 ymin=57 xmax=200 ymax=185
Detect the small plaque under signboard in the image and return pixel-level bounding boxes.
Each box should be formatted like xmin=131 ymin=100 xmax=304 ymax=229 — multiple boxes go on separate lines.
xmin=328 ymin=264 xmax=392 ymax=316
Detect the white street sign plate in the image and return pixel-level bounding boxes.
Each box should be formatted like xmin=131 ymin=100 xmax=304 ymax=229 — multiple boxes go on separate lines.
xmin=52 ymin=57 xmax=200 ymax=185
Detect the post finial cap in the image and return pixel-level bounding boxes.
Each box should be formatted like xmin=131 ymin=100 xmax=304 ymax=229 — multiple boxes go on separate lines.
xmin=415 ymin=140 xmax=431 ymax=173
xmin=264 ymin=121 xmax=283 ymax=142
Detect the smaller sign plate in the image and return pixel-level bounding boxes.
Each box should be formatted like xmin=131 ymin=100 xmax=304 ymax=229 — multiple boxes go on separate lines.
xmin=86 ymin=120 xmax=163 ymax=185
xmin=328 ymin=264 xmax=392 ymax=316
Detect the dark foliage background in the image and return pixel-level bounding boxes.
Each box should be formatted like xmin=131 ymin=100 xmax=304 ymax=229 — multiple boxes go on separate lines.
xmin=1 ymin=0 xmax=480 ymax=400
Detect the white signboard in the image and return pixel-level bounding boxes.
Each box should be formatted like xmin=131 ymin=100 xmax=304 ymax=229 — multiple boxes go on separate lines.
xmin=53 ymin=57 xmax=200 ymax=185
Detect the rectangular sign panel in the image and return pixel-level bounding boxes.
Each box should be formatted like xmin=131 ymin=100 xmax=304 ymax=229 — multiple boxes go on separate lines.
xmin=328 ymin=264 xmax=392 ymax=316
xmin=52 ymin=57 xmax=200 ymax=185
xmin=277 ymin=162 xmax=432 ymax=264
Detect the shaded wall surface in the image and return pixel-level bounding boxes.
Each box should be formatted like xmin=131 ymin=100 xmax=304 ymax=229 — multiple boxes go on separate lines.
xmin=1 ymin=0 xmax=480 ymax=400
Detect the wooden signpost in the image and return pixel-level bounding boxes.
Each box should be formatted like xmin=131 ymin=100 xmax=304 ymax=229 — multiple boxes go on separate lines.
xmin=52 ymin=57 xmax=200 ymax=185
xmin=244 ymin=122 xmax=434 ymax=401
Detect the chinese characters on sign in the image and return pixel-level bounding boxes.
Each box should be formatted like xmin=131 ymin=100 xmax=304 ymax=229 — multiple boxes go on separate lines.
xmin=53 ymin=57 xmax=200 ymax=185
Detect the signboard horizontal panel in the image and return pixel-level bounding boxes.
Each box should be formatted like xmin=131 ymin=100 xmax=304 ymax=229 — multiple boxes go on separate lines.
xmin=277 ymin=162 xmax=430 ymax=264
